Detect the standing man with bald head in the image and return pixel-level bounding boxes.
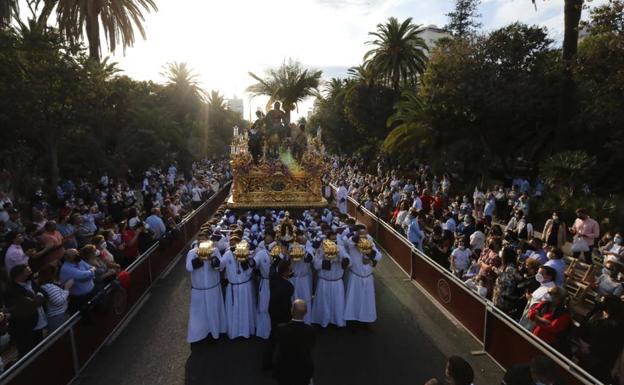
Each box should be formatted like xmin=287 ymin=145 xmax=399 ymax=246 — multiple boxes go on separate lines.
xmin=273 ymin=299 xmax=316 ymax=385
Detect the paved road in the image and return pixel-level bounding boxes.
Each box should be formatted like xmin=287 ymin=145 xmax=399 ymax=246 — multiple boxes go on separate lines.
xmin=76 ymin=253 xmax=504 ymax=385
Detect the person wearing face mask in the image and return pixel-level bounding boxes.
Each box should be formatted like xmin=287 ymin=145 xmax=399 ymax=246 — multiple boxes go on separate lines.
xmin=82 ymin=244 xmax=117 ymax=291
xmin=519 ymin=266 xmax=557 ymax=330
xmin=570 ymin=208 xmax=600 ymax=263
xmin=5 ymin=264 xmax=47 ymax=357
xmin=601 ymin=232 xmax=624 ymax=263
xmin=527 ymin=286 xmax=571 ymax=348
xmin=450 ymin=239 xmax=472 ymax=278
xmin=544 ymin=248 xmax=566 ymax=287
xmin=591 ymin=261 xmax=624 ymax=297
xmin=542 ymin=210 xmax=567 ymax=249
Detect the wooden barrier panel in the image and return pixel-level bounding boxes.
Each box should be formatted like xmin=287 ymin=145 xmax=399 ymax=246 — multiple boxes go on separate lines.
xmin=4 ymin=332 xmax=75 ymax=385
xmin=412 ymin=252 xmax=486 ymax=342
xmin=376 ymin=223 xmax=412 ymax=276
xmin=485 ymin=312 xmax=589 ymax=385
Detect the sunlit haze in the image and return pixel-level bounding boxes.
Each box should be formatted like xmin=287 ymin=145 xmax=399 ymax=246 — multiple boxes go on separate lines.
xmin=110 ymin=0 xmax=608 ymax=121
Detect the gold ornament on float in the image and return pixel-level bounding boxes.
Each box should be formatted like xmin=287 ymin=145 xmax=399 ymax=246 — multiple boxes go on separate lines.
xmin=322 ymin=239 xmax=338 ymax=260
xmin=198 ymin=241 xmax=215 ymax=261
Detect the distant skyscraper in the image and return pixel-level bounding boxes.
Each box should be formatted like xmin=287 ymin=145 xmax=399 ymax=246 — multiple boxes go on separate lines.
xmin=226 ymin=96 xmax=244 ymax=118
xmin=416 ymin=24 xmax=451 ymax=55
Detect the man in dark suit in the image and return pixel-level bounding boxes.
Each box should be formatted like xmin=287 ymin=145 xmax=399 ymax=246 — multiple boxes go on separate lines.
xmin=273 ymin=299 xmax=316 ymax=385
xmin=263 ymin=259 xmax=295 ymax=370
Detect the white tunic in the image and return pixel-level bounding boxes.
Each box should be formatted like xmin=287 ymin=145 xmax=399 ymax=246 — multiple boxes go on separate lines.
xmin=253 ymin=247 xmax=272 ymax=339
xmin=288 ymin=242 xmax=314 ymax=324
xmin=344 ymin=236 xmax=382 ymax=323
xmin=311 ymin=246 xmax=346 ymax=327
xmin=186 ymin=248 xmax=226 ymax=342
xmin=336 ymin=186 xmax=348 ymax=214
xmin=221 ymin=250 xmax=256 ymax=339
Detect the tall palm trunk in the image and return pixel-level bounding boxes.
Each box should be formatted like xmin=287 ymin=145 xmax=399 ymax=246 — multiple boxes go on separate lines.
xmin=86 ymin=13 xmax=101 ymax=61
xmin=557 ymin=0 xmax=583 ymax=146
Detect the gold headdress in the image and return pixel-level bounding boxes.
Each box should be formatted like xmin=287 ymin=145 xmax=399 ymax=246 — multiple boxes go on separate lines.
xmin=198 ymin=241 xmax=215 ymax=261
xmin=322 ymin=239 xmax=338 ymax=260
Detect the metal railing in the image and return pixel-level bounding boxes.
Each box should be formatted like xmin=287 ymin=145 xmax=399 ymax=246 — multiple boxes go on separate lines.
xmin=336 ymin=187 xmax=603 ymax=385
xmin=0 ymin=182 xmax=231 ymax=385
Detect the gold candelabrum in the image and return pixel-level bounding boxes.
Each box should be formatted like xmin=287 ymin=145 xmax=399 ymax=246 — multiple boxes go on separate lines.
xmin=227 ymin=128 xmax=328 ymax=208
xmin=322 ymin=239 xmax=338 ymax=260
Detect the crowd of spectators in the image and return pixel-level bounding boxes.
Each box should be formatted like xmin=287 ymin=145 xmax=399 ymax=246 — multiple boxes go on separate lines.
xmin=328 ymin=155 xmax=624 ymax=383
xmin=0 ymin=158 xmax=231 ymax=370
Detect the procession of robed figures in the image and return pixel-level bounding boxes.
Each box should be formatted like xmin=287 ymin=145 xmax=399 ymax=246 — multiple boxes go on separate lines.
xmin=185 ymin=208 xmax=382 ymax=343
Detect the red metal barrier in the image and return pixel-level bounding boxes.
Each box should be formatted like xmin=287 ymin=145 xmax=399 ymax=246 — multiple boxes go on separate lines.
xmin=412 ymin=252 xmax=486 ymax=341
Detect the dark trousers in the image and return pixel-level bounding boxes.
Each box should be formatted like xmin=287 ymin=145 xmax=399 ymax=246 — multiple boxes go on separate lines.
xmin=573 ymin=246 xmax=594 ymax=264
xmin=13 ymin=328 xmax=43 ymax=358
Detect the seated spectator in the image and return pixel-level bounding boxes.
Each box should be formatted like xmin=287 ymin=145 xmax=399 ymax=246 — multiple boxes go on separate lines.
xmin=511 ymin=258 xmax=542 ymax=320
xmin=544 ymin=248 xmax=566 ymax=287
xmin=590 ymin=260 xmax=624 ymax=297
xmin=527 ymin=286 xmax=571 ymax=348
xmin=493 ymin=246 xmax=521 ymax=315
xmin=526 ymin=238 xmax=547 ymax=265
xmin=5 ymin=264 xmax=47 ymax=357
xmin=601 ymin=232 xmax=624 ymax=263
xmin=59 ymin=249 xmax=96 ymax=313
xmin=145 ymin=208 xmax=167 ymax=240
xmin=520 ymin=265 xmax=557 ymax=330
xmin=37 ymin=264 xmax=72 ymax=332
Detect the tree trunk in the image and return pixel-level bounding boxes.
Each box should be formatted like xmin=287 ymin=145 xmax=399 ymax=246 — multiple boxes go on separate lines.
xmin=556 ymin=0 xmax=583 ymax=146
xmin=36 ymin=0 xmax=58 ymax=28
xmin=86 ymin=14 xmax=101 ymax=61
xmin=49 ymin=141 xmax=59 ymax=192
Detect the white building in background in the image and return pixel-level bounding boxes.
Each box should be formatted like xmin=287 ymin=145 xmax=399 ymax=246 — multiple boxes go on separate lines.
xmin=225 ymin=96 xmax=244 ymax=118
xmin=416 ymin=24 xmax=451 ymax=55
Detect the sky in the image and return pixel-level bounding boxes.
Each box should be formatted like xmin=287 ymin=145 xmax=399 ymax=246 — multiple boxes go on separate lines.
xmin=108 ymin=0 xmax=608 ymax=121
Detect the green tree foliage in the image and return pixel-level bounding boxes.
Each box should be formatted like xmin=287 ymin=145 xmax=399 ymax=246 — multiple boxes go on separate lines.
xmin=247 ymin=59 xmax=322 ymax=124
xmin=56 ymin=0 xmax=158 ymax=60
xmin=445 ymin=0 xmax=482 ymax=38
xmin=382 ymin=90 xmax=429 ymax=157
xmin=364 ymin=17 xmax=429 ymax=92
xmin=344 ymin=82 xmax=396 ymax=150
xmin=0 ymin=22 xmax=243 ymax=198
xmin=418 ymin=23 xmax=560 ymax=178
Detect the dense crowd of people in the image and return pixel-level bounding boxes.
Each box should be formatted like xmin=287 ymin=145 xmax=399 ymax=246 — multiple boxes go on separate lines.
xmin=327 ymin=155 xmax=624 ymax=384
xmin=0 ymin=158 xmax=231 ymax=370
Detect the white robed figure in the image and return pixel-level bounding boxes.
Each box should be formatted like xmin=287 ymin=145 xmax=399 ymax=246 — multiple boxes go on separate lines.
xmin=344 ymin=227 xmax=382 ymax=323
xmin=336 ymin=183 xmax=348 ymax=214
xmin=253 ymin=240 xmax=277 ymax=339
xmin=311 ymin=238 xmax=347 ymax=327
xmin=288 ymin=239 xmax=314 ymax=324
xmin=221 ymin=242 xmax=257 ymax=339
xmin=186 ymin=243 xmax=226 ymax=342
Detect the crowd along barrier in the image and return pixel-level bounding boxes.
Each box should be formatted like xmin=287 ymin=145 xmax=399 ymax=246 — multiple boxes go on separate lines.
xmin=0 ymin=182 xmax=232 ymax=385
xmin=340 ymin=192 xmax=603 ymax=385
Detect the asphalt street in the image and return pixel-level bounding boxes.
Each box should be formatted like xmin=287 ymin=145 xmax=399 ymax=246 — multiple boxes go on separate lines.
xmin=75 ymin=252 xmax=504 ymax=385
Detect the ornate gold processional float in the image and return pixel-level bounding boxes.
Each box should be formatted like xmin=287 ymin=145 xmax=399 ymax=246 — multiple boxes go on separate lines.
xmin=226 ymin=125 xmax=329 ymax=209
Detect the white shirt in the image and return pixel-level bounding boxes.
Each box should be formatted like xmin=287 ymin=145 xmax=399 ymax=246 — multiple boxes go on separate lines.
xmin=451 ymin=248 xmax=472 ymax=271
xmin=529 ymin=281 xmax=556 ymax=307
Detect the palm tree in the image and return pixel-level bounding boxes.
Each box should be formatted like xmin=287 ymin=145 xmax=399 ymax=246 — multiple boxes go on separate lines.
xmin=363 ymin=17 xmax=429 ymax=92
xmin=56 ymin=0 xmax=157 ymax=61
xmin=247 ymin=59 xmax=322 ymax=124
xmin=382 ymin=90 xmax=430 ymax=154
xmin=347 ymin=64 xmax=377 ymax=87
xmin=207 ymin=90 xmax=225 ymax=110
xmin=0 ymin=0 xmax=19 ymax=27
xmin=162 ymin=62 xmax=206 ymax=101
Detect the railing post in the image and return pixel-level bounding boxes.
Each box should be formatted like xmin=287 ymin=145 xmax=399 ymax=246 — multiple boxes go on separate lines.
xmin=69 ymin=326 xmax=80 ymax=377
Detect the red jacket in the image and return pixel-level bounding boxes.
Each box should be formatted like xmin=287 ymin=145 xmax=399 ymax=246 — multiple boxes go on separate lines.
xmin=528 ymin=302 xmax=571 ymax=345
